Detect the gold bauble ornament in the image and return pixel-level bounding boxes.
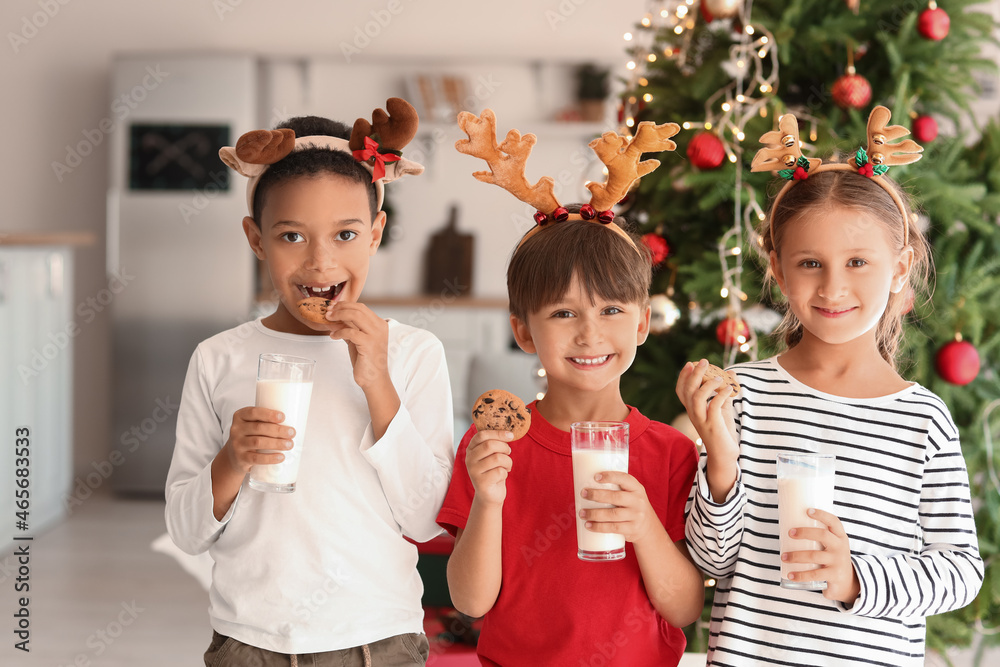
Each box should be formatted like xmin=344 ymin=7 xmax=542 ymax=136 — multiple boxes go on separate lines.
xmin=649 ymin=293 xmax=682 ymax=334
xmin=703 ymin=0 xmax=742 ymax=20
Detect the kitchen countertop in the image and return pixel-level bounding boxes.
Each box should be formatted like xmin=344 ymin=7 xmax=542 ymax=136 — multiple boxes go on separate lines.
xmin=0 ymin=231 xmax=96 ymax=246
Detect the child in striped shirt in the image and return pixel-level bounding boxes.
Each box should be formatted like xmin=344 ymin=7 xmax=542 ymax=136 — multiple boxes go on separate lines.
xmin=677 ymin=107 xmax=983 ymax=666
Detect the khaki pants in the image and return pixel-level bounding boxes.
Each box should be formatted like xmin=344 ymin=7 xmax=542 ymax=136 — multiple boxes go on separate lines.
xmin=203 ymin=631 xmax=429 ymax=667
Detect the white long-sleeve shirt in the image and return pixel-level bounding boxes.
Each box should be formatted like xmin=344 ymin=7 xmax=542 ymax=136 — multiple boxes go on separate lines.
xmin=165 ymin=318 xmax=454 ymax=654
xmin=685 ymin=357 xmax=983 ymax=667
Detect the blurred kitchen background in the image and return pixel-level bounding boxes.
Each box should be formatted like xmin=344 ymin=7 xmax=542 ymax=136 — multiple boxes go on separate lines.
xmin=0 ymin=1 xmax=998 ymax=665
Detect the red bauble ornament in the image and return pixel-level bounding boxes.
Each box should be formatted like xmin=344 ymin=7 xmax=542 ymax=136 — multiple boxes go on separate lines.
xmin=935 ymin=339 xmax=980 ymax=386
xmin=700 ymin=3 xmax=714 ymax=23
xmin=918 ymin=5 xmax=950 ymax=41
xmin=832 ymin=72 xmax=872 ymax=109
xmin=687 ymin=132 xmax=725 ymax=170
xmin=641 ymin=233 xmax=670 ymax=265
xmin=716 ymin=318 xmax=750 ymax=346
xmin=912 ymin=115 xmax=938 ymax=143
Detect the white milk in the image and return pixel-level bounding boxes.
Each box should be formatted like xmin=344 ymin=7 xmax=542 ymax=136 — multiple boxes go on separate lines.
xmin=249 ymin=379 xmax=313 ymax=488
xmin=572 ymin=449 xmax=628 ymax=556
xmin=777 ymin=475 xmax=835 ymax=582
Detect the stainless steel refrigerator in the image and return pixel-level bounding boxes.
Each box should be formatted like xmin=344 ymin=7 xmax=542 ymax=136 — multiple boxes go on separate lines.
xmin=107 ymin=54 xmax=257 ymax=494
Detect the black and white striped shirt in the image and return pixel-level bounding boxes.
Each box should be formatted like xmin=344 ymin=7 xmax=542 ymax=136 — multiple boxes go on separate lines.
xmin=685 ymin=357 xmax=983 ymax=666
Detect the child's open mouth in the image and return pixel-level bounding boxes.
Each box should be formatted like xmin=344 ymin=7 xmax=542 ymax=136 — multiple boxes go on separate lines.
xmin=297 ymin=282 xmax=345 ymax=300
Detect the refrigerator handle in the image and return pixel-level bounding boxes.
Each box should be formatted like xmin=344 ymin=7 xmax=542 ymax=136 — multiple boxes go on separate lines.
xmin=47 ymin=252 xmax=64 ymax=299
xmin=106 ymin=188 xmax=120 ymax=277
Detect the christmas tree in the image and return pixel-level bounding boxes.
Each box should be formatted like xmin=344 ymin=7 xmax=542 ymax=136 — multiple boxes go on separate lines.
xmin=618 ymin=0 xmax=1000 ymax=658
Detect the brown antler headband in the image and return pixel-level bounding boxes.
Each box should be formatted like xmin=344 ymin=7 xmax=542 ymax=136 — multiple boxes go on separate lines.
xmin=751 ymin=105 xmax=922 ymax=247
xmin=455 ymin=109 xmax=679 ymax=252
xmin=219 ymin=97 xmax=424 ymax=217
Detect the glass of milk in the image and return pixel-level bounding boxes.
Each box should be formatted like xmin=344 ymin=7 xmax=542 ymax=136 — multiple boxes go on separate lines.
xmin=777 ymin=453 xmax=836 ymax=589
xmin=248 ymin=353 xmax=316 ymax=493
xmin=571 ymin=421 xmax=629 ymax=562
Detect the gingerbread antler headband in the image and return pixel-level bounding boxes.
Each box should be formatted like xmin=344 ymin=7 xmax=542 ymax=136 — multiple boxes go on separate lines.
xmin=455 ymin=109 xmax=680 ymax=251
xmin=219 ymin=97 xmax=424 ymax=216
xmin=751 ymin=105 xmax=922 ymax=246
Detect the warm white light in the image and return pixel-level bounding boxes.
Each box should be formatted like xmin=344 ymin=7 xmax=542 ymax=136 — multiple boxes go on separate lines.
xmin=736 ymin=131 xmax=746 ymax=141
xmin=624 ymin=32 xmax=633 ymax=41
xmin=682 ymin=122 xmax=691 ymax=129
xmin=639 ymin=77 xmax=649 ymax=86
xmin=705 ymin=122 xmax=713 ymax=130
xmin=706 ymin=578 xmax=717 ymax=587
xmin=626 ymin=117 xmax=635 ymax=127
xmin=736 ymin=60 xmax=745 ymax=69
xmin=760 ymin=84 xmax=771 ymax=93
xmin=676 ymin=6 xmax=688 ymax=18
xmin=720 ymin=287 xmax=729 ymax=298
xmin=643 ymin=93 xmax=653 ymax=102
xmin=728 ymin=153 xmax=738 ymax=163
xmin=674 ymin=25 xmax=684 ymax=34
xmin=664 ymin=47 xmax=674 ymax=57
xmin=648 ymin=53 xmax=657 ymax=62
xmin=760 ymin=36 xmax=769 ymax=44
xmin=642 ymin=15 xmax=652 ymax=27
xmin=731 ymin=247 xmax=742 ymax=255
xmin=759 ymin=48 xmax=767 ymax=58
xmin=758 ymin=213 xmax=766 ymax=222
xmin=739 ymin=291 xmax=748 ymax=301
xmin=627 ymin=61 xmax=636 ymax=70
xmin=737 ymin=335 xmax=747 ymax=344
xmin=722 ymin=102 xmax=732 ymax=112
xmin=537 ymin=368 xmax=546 ymax=377
xmin=746 ymin=25 xmax=755 ymax=35
xmin=661 ymin=8 xmax=670 ymax=18
xmin=739 ymin=343 xmax=750 ymax=352
xmin=536 ymin=392 xmax=546 ymax=400
xmin=628 ymin=96 xmax=637 ymax=104
xmin=736 ymin=94 xmax=746 ymax=103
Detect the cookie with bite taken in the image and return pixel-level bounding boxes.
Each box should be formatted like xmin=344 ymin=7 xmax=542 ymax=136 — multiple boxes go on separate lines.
xmin=702 ymin=363 xmax=741 ymax=393
xmin=297 ymin=297 xmax=332 ymax=324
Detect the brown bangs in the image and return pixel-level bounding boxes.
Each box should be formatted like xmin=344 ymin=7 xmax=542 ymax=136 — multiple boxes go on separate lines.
xmin=507 ymin=217 xmax=652 ymax=321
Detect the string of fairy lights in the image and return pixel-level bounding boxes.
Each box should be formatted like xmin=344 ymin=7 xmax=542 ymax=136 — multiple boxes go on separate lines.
xmin=620 ymin=0 xmax=785 ymax=365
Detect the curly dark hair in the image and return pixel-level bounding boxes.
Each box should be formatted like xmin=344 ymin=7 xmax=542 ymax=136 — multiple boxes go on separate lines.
xmin=250 ymin=116 xmax=378 ymax=224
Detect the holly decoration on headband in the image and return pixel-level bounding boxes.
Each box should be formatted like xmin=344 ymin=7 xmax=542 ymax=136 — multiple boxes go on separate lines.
xmin=778 ymin=156 xmax=812 ymax=181
xmin=854 ymin=146 xmax=890 ymax=178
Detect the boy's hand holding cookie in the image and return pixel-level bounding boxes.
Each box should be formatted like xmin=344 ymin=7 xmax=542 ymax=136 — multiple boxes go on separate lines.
xmin=579 ymin=472 xmax=662 ymax=545
xmin=222 ymin=406 xmax=294 ymax=474
xmin=465 ymin=430 xmax=514 ymax=506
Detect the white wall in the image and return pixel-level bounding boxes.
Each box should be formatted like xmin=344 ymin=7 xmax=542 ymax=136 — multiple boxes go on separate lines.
xmin=0 ymin=0 xmax=647 ymax=480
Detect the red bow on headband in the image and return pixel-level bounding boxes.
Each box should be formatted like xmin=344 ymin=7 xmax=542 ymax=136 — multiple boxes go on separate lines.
xmin=352 ymin=136 xmax=401 ymax=182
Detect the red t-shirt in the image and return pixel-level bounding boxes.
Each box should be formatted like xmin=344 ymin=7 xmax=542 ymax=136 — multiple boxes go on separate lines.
xmin=436 ymin=403 xmax=699 ymax=667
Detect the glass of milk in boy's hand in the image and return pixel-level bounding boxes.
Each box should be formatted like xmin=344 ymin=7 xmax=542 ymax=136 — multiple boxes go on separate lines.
xmin=571 ymin=422 xmax=629 ymax=562
xmin=777 ymin=453 xmax=836 ymax=589
xmin=248 ymin=353 xmax=315 ymax=493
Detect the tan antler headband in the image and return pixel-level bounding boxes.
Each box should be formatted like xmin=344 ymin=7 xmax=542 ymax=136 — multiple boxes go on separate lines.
xmin=219 ymin=97 xmax=424 ymax=216
xmin=455 ymin=109 xmax=680 ymax=251
xmin=751 ymin=105 xmax=922 ymax=246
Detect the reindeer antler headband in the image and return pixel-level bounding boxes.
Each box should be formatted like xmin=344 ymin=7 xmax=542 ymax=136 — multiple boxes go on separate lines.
xmin=752 ymin=105 xmax=922 ymax=246
xmin=455 ymin=109 xmax=680 ymax=252
xmin=219 ymin=97 xmax=424 ymax=217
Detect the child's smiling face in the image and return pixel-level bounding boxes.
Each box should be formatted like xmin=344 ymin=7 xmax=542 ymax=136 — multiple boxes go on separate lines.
xmin=244 ymin=173 xmax=384 ymax=335
xmin=512 ymin=272 xmax=650 ymax=401
xmin=770 ymin=207 xmax=912 ymax=348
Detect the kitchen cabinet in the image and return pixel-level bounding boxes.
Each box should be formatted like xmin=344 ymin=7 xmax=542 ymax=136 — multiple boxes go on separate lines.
xmin=0 ymin=243 xmax=77 ymax=554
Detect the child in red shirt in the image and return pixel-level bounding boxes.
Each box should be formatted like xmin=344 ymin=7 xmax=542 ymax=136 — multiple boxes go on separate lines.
xmin=436 ymin=109 xmax=703 ymax=667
